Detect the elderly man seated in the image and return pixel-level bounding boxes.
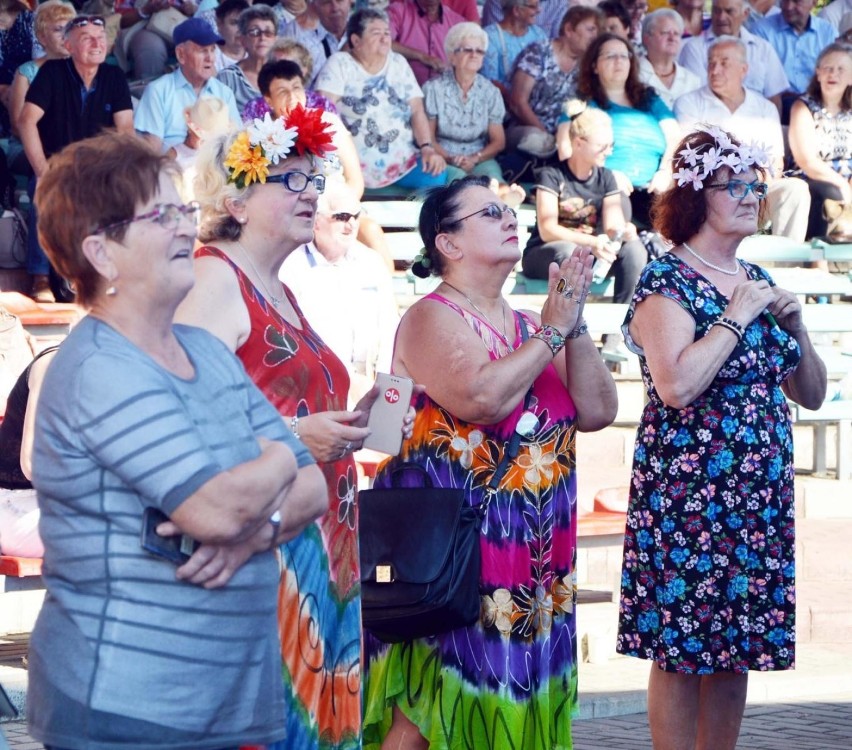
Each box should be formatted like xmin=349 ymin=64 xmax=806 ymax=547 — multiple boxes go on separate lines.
xmin=678 ymin=0 xmax=788 ymax=110
xmin=134 ymin=17 xmax=240 ymax=151
xmin=674 ymin=35 xmax=810 ymax=241
xmin=278 ymin=182 xmax=399 ymax=405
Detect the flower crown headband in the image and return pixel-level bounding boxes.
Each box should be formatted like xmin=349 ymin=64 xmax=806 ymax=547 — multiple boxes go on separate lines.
xmin=224 ymin=104 xmax=336 ymax=188
xmin=673 ymin=125 xmax=772 ymax=192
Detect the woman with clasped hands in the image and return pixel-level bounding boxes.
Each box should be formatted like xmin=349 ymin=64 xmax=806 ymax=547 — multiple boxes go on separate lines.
xmin=362 ymin=176 xmax=618 ymax=749
xmin=25 ymin=132 xmax=326 ymax=750
xmin=616 ymin=127 xmax=827 ymax=750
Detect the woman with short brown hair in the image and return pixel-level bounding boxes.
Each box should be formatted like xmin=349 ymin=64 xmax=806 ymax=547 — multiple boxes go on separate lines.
xmin=617 ymin=127 xmax=826 ymax=749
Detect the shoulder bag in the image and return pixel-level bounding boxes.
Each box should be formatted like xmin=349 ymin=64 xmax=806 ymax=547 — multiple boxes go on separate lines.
xmin=359 ymin=314 xmax=535 ymax=642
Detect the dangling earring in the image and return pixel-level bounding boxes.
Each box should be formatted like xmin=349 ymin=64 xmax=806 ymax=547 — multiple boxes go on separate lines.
xmin=106 ymin=278 xmax=117 ymax=296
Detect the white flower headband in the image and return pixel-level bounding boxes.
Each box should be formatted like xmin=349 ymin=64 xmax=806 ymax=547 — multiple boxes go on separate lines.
xmin=673 ymin=126 xmax=773 ymax=192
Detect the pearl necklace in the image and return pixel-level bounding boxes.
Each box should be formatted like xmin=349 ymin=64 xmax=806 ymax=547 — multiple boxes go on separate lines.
xmin=235 ymin=241 xmax=285 ymax=308
xmin=682 ymin=242 xmax=740 ymax=276
xmin=442 ymin=281 xmax=514 ymax=351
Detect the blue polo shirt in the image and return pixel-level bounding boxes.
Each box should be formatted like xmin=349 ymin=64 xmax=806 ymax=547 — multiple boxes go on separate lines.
xmin=134 ymin=68 xmax=241 ymax=148
xmin=751 ymin=13 xmax=838 ymax=93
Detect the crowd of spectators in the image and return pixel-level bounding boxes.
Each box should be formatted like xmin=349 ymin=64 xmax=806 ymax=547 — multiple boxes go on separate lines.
xmin=1 ymin=0 xmax=851 ymax=304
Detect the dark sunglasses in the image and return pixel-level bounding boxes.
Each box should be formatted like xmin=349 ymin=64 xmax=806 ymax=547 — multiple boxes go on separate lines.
xmin=330 ymin=210 xmax=361 ymax=223
xmin=65 ymin=15 xmax=105 ymax=33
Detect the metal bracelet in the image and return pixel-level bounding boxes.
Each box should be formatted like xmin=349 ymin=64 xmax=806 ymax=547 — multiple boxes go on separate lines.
xmin=290 ymin=415 xmax=300 ymax=439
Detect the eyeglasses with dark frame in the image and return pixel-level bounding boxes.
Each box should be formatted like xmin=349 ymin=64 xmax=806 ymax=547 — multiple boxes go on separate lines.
xmin=456 ymin=202 xmax=517 ymax=224
xmin=706 ymin=180 xmax=769 ymax=200
xmin=265 ymin=171 xmax=327 ymax=194
xmin=95 ymin=202 xmax=200 ymax=235
xmin=65 ymin=15 xmax=105 ymax=34
xmin=330 ymin=210 xmax=361 ymax=223
xmin=453 ymin=46 xmax=486 ymax=55
xmin=245 ymin=27 xmax=276 ymax=38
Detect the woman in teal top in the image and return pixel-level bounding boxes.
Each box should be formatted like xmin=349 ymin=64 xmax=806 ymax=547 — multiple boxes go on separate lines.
xmin=562 ymin=32 xmax=679 ymax=229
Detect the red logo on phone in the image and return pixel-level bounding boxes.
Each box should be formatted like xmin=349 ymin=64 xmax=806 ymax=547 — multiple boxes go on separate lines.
xmin=384 ymin=388 xmax=400 ymax=404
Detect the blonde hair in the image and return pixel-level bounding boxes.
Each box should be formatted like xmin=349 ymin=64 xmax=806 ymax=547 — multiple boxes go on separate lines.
xmin=568 ymin=106 xmax=612 ymax=140
xmin=193 ymin=130 xmax=256 ymax=243
xmin=268 ymin=38 xmax=314 ymax=80
xmin=34 ymin=0 xmax=75 ymax=42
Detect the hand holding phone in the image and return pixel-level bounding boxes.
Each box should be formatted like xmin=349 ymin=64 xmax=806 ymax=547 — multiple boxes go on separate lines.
xmin=362 ymin=373 xmax=414 ymax=455
xmin=141 ymin=507 xmax=198 ymax=565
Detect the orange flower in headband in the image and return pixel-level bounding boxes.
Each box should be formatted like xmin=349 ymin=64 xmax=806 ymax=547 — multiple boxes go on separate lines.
xmin=283 ymin=104 xmax=336 ymax=159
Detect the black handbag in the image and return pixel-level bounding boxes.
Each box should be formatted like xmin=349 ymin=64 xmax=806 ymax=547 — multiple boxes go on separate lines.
xmin=359 ymin=314 xmax=535 ymax=643
xmin=359 ymin=464 xmax=482 ymax=643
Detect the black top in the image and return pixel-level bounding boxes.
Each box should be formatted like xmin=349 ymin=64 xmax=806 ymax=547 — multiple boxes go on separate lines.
xmin=25 ymin=59 xmax=132 ymax=158
xmin=524 ymin=162 xmax=620 ymax=251
xmin=0 ymin=346 xmax=58 ymax=489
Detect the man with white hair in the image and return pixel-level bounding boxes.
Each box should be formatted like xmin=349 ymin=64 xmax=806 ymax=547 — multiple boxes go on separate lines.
xmin=279 ymin=182 xmax=399 ymax=404
xmin=674 ymin=36 xmax=810 ymax=241
xmin=134 ymin=17 xmax=240 ymax=151
xmin=639 ymin=8 xmax=701 ymax=109
xmin=678 ymin=0 xmax=788 ymax=109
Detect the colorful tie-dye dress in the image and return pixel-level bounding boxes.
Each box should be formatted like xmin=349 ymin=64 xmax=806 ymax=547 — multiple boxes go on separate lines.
xmin=196 ymin=247 xmax=362 ymax=750
xmin=363 ymin=293 xmax=580 ymax=750
xmin=616 ymin=255 xmax=801 ymax=674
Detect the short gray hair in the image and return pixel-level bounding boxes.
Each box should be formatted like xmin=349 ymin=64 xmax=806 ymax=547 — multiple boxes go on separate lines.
xmin=707 ymin=34 xmax=747 ymax=63
xmin=444 ymin=22 xmax=488 ymax=58
xmin=500 ymin=0 xmax=528 ymax=10
xmin=642 ymin=8 xmax=684 ymax=39
xmin=238 ymin=5 xmax=277 ymax=36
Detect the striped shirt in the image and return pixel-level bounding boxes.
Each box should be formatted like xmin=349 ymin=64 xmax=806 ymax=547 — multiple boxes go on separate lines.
xmin=28 ymin=317 xmax=312 ymax=750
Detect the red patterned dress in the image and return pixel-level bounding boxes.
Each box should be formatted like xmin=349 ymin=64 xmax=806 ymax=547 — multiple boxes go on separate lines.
xmin=196 ymin=246 xmax=362 ymax=750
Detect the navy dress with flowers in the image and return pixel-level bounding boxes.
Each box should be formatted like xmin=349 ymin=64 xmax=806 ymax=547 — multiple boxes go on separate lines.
xmin=616 ymin=254 xmax=801 ymax=674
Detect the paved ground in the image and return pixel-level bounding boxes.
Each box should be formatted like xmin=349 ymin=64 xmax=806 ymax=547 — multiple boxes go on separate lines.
xmin=4 ymin=694 xmax=852 ymax=748
xmin=572 ymin=693 xmax=852 ymax=749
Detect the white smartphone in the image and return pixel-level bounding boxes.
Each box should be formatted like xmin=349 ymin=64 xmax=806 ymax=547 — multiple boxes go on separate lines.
xmin=363 ymin=373 xmax=415 ymax=455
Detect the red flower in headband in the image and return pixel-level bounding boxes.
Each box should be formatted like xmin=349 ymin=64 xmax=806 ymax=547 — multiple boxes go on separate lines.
xmin=284 ymin=104 xmax=336 ymax=158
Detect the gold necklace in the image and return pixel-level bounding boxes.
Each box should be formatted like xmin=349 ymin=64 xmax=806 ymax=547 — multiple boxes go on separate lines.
xmin=442 ymin=281 xmax=514 ymax=351
xmin=235 ymin=241 xmax=286 ymax=308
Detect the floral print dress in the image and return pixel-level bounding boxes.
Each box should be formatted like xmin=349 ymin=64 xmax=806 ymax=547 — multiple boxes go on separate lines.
xmin=196 ymin=246 xmax=362 ymax=749
xmin=616 ymin=255 xmax=801 ymax=674
xmin=363 ymin=294 xmax=581 ymax=750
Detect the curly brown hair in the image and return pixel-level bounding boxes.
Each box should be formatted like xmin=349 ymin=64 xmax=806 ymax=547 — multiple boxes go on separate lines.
xmin=577 ymin=33 xmax=654 ymax=110
xmin=652 ymin=129 xmax=767 ymax=245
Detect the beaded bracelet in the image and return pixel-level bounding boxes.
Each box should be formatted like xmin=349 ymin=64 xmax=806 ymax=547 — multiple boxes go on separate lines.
xmin=713 ymin=316 xmax=744 ymax=342
xmin=531 ymin=324 xmax=567 ymax=355
xmin=567 ymin=321 xmax=588 ymax=339
xmin=290 ymin=415 xmax=300 ymax=438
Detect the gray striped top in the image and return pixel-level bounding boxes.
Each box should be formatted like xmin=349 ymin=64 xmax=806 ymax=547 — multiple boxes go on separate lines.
xmin=27 ymin=317 xmax=313 ymax=750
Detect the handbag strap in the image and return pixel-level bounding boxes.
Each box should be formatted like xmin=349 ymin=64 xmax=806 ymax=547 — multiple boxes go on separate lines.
xmin=480 ymin=312 xmax=534 ymax=512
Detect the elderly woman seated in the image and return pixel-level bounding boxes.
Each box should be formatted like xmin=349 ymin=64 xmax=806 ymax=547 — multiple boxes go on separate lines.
xmin=788 ymin=42 xmax=852 ymax=241
xmin=242 ymin=37 xmax=338 ymax=121
xmin=8 ymin=0 xmax=75 ymax=147
xmin=423 ymin=21 xmax=524 ymax=203
xmin=315 ymin=8 xmax=447 ymax=191
xmin=507 ymin=5 xmax=603 ymax=159
xmin=216 ymin=5 xmax=278 ymax=113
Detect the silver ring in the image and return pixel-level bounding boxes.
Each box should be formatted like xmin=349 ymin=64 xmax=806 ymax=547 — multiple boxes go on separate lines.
xmin=345 ymin=441 xmax=353 ymax=453
xmin=561 ymin=286 xmax=575 ymax=299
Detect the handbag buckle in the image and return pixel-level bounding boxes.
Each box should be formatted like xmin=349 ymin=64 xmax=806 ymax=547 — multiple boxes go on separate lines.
xmin=376 ymin=565 xmax=393 ymax=583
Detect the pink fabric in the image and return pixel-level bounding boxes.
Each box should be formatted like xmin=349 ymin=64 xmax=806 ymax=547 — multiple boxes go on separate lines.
xmin=387 ymin=0 xmax=466 ymax=86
